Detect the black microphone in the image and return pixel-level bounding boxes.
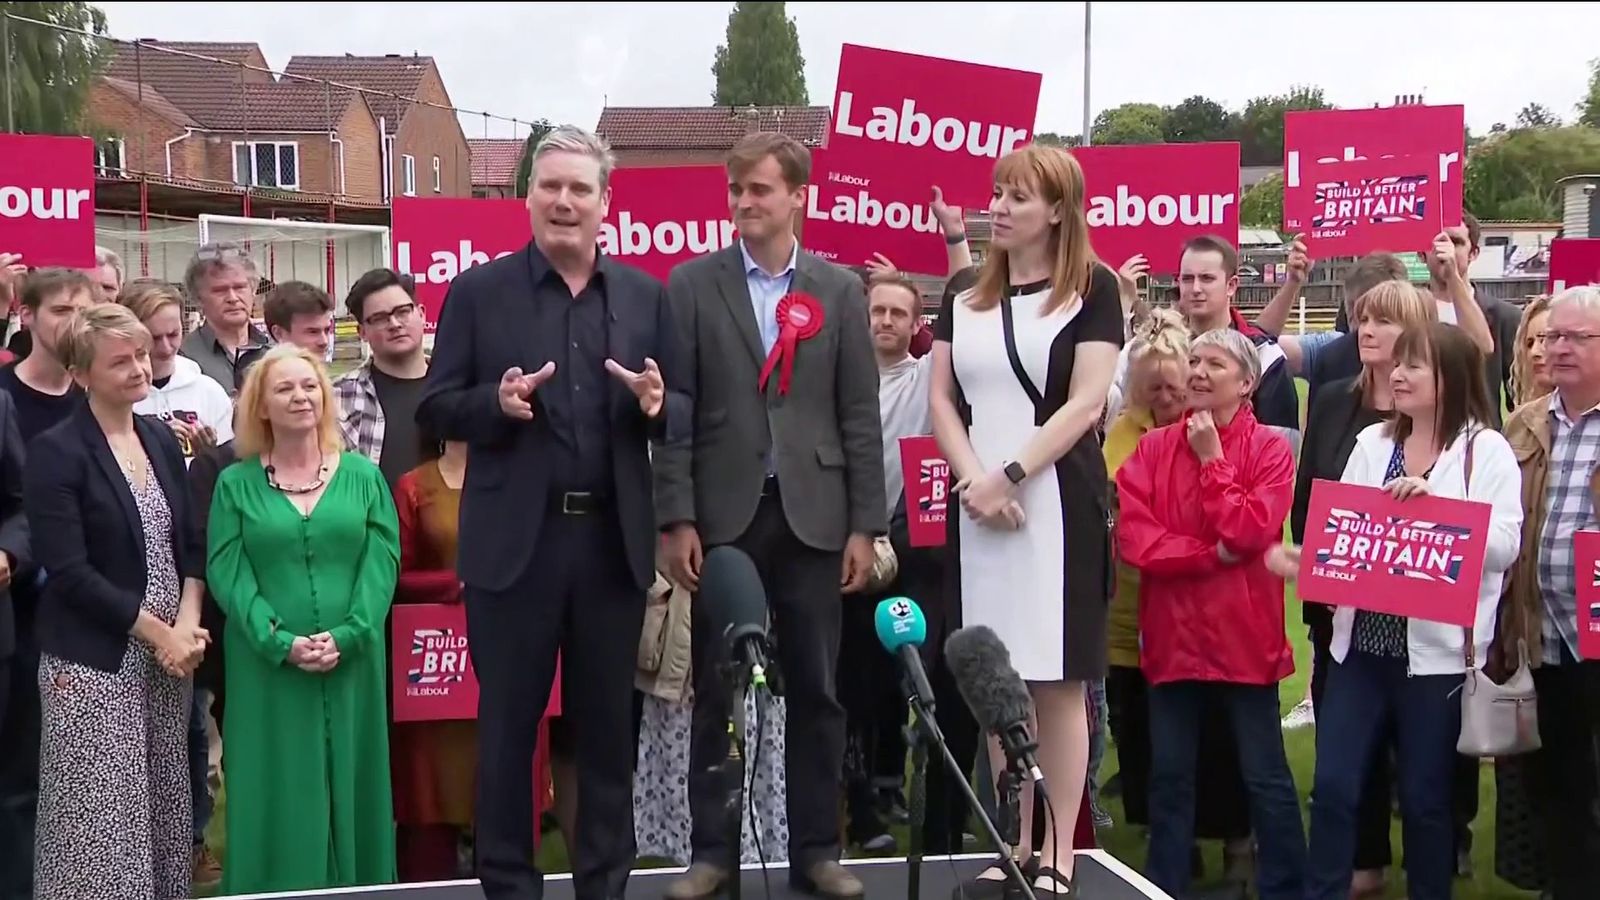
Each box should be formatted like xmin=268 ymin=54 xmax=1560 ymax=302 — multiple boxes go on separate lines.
xmin=698 ymin=545 xmax=773 ymax=691
xmin=945 ymin=625 xmax=1046 ymax=791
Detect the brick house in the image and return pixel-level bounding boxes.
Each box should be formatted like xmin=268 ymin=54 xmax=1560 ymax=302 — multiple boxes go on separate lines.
xmin=467 ymin=138 xmax=523 ymax=198
xmin=283 ymin=54 xmax=471 ymax=200
xmin=92 ymin=41 xmax=383 ymax=201
xmin=594 ymin=105 xmax=829 ymax=168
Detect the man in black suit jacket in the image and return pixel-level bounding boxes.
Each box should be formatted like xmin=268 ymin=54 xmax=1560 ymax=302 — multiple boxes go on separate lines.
xmin=0 ymin=390 xmax=30 ymax=733
xmin=418 ymin=125 xmax=690 ymax=900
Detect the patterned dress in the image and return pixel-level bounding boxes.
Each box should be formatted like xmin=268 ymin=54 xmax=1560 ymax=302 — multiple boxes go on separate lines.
xmin=34 ymin=468 xmax=191 ymax=900
xmin=1352 ymin=443 xmax=1425 ymax=656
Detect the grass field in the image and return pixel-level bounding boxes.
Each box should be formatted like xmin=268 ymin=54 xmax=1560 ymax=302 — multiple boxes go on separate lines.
xmin=200 ymin=380 xmax=1540 ymax=898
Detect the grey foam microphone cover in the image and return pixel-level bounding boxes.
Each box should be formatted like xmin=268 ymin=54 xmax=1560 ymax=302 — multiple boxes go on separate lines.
xmin=944 ymin=625 xmax=1033 ymax=734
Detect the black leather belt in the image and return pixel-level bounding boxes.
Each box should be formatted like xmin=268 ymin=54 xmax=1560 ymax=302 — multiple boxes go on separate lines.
xmin=552 ymin=491 xmax=610 ymax=515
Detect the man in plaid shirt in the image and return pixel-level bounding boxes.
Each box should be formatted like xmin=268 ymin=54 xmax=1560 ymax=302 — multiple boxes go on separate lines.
xmin=1501 ymin=285 xmax=1600 ymax=900
xmin=334 ymin=268 xmax=431 ymax=488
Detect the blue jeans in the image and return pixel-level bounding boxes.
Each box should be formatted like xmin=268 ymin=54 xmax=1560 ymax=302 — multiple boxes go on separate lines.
xmin=189 ymin=688 xmax=212 ymax=846
xmin=1306 ymin=650 xmax=1461 ymax=900
xmin=1147 ymin=680 xmax=1307 ymax=900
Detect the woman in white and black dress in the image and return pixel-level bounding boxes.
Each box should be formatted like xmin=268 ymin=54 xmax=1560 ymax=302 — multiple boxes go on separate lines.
xmin=930 ymin=143 xmax=1123 ymax=898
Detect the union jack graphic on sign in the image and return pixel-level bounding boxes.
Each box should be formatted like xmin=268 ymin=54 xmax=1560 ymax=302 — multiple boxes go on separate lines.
xmin=1316 ymin=507 xmax=1469 ymax=584
xmin=1311 ymin=174 xmax=1430 ymax=228
xmin=408 ymin=628 xmax=466 ymax=685
xmin=918 ymin=458 xmax=947 ymax=515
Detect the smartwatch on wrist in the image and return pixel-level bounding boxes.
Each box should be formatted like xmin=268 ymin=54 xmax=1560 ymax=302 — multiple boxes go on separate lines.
xmin=1003 ymin=460 xmax=1026 ymax=485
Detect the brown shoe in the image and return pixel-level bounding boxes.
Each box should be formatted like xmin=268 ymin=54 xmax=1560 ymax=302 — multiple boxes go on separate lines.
xmin=191 ymin=844 xmax=222 ymax=889
xmin=791 ymin=860 xmax=864 ymax=899
xmin=665 ymin=862 xmax=730 ymax=900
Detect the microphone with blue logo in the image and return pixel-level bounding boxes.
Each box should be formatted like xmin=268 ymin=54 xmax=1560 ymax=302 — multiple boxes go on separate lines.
xmin=874 ymin=596 xmax=937 ymax=714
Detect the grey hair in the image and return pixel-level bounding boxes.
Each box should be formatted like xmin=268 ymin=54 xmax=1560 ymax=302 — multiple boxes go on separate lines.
xmin=1549 ymin=285 xmax=1600 ymax=318
xmin=184 ymin=241 xmax=260 ymax=300
xmin=94 ymin=245 xmax=124 ymax=282
xmin=1191 ymin=328 xmax=1262 ymax=396
xmin=532 ymin=125 xmax=616 ymax=188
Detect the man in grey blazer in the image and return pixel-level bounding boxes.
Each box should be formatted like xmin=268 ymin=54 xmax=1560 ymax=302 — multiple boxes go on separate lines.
xmin=655 ymin=132 xmax=886 ymax=900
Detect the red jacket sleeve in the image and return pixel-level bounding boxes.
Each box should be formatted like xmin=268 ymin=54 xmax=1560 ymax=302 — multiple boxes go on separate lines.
xmin=394 ymin=472 xmax=462 ymax=605
xmin=1114 ymin=435 xmax=1222 ymax=577
xmin=1201 ymin=432 xmax=1295 ymax=556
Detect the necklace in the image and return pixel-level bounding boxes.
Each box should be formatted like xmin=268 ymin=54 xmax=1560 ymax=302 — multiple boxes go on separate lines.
xmin=265 ymin=454 xmax=330 ymax=495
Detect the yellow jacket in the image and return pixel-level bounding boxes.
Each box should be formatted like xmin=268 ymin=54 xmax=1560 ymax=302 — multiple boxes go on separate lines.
xmin=1104 ymin=407 xmax=1155 ymax=669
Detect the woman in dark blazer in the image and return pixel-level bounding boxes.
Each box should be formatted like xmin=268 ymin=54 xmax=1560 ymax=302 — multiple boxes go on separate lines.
xmin=1290 ymin=281 xmax=1434 ymax=897
xmin=25 ymin=304 xmax=208 ymax=900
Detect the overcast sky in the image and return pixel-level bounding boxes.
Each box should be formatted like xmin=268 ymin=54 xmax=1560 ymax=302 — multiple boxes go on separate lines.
xmin=95 ymin=1 xmax=1600 ymax=140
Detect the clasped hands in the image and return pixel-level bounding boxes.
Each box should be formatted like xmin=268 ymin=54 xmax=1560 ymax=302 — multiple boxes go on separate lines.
xmin=153 ymin=623 xmax=210 ymax=678
xmin=288 ymin=632 xmax=342 ymax=674
xmin=498 ymin=357 xmax=665 ymax=420
xmin=953 ymin=467 xmax=1025 ymax=531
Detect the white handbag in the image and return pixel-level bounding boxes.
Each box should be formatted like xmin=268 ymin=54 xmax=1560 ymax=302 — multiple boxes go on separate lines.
xmin=1455 ymin=432 xmax=1540 ymax=757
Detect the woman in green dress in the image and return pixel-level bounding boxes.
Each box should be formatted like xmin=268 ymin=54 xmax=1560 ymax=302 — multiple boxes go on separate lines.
xmin=206 ymin=344 xmax=401 ymax=894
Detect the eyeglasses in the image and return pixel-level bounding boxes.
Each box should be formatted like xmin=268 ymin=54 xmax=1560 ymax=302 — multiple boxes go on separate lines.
xmin=1538 ymin=331 xmax=1600 ymax=347
xmin=362 ymin=303 xmax=417 ymax=328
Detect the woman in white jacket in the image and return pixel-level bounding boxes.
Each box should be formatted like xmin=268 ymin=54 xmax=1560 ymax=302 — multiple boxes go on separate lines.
xmin=1270 ymin=321 xmax=1523 ymax=900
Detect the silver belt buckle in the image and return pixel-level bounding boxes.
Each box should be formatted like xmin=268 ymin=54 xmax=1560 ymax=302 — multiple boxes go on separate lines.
xmin=562 ymin=492 xmax=589 ymax=515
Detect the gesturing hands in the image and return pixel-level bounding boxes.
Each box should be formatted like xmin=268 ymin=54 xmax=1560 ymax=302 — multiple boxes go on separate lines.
xmin=288 ymin=633 xmax=341 ymax=673
xmin=605 ymin=357 xmax=665 ymax=417
xmin=498 ymin=363 xmax=556 ymax=420
xmin=1283 ymin=233 xmax=1310 ymax=284
xmin=1115 ymin=254 xmax=1150 ymax=300
xmin=929 ymin=186 xmax=964 ymax=239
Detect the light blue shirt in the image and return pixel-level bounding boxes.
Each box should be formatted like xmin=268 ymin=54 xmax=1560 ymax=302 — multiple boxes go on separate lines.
xmin=740 ymin=239 xmax=798 ymax=354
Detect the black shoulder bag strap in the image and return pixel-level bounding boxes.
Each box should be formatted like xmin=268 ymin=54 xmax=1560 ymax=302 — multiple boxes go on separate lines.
xmin=999 ymin=295 xmax=1046 ymax=425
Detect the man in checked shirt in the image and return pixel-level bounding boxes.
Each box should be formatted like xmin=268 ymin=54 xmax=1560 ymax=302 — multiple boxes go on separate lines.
xmin=334 ymin=267 xmax=431 ymax=489
xmin=1498 ymin=283 xmax=1600 ymax=900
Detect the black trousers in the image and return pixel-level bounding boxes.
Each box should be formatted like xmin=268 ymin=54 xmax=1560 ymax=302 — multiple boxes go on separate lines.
xmin=0 ymin=645 xmax=39 ymax=900
xmin=838 ymin=593 xmax=903 ymax=843
xmin=1530 ymin=649 xmax=1600 ymax=900
xmin=468 ymin=510 xmax=644 ymax=900
xmin=689 ymin=490 xmax=846 ymax=870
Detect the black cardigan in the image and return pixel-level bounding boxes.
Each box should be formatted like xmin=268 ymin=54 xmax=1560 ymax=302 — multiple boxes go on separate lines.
xmin=25 ymin=406 xmax=204 ymax=673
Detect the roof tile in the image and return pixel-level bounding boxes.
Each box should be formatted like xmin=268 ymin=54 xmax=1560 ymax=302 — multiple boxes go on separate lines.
xmin=283 ymin=56 xmax=433 ymax=130
xmin=99 ymin=77 xmax=199 ymax=128
xmin=104 ymin=41 xmax=267 ymax=126
xmin=467 ymin=138 xmax=523 ymax=187
xmin=595 ymin=106 xmax=829 ymax=150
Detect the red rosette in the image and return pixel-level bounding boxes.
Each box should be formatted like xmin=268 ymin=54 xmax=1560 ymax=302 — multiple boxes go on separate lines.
xmin=759 ymin=292 xmax=825 ymax=395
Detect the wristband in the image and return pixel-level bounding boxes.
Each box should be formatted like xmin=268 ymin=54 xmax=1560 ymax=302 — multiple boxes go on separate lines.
xmin=944 ymin=232 xmax=967 ymax=246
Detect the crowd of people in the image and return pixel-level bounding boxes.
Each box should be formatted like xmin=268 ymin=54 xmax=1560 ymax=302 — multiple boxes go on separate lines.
xmin=0 ymin=122 xmax=1593 ymax=900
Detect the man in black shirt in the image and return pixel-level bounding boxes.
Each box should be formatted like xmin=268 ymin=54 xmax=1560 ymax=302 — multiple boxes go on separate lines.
xmin=0 ymin=268 xmax=92 ymax=900
xmin=334 ymin=268 xmax=430 ymax=488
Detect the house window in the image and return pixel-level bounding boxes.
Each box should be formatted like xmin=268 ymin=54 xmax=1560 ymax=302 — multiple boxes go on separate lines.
xmin=432 ymin=156 xmax=442 ymax=193
xmin=231 ymin=141 xmax=300 ymax=190
xmin=93 ymin=137 xmax=126 ymax=177
xmin=402 ymin=154 xmax=417 ymax=196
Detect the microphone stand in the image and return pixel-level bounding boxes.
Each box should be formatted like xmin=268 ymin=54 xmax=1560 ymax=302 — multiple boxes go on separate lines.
xmin=721 ymin=659 xmax=748 ymax=900
xmin=903 ymin=686 xmax=928 ymax=900
xmin=905 ymin=691 xmax=1038 ymax=900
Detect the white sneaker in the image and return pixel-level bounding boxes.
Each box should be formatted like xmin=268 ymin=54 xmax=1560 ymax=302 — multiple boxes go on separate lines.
xmin=1281 ymin=698 xmax=1315 ymax=730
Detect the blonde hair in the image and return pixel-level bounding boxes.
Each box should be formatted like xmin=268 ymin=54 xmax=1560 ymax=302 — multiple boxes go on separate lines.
xmin=969 ymin=144 xmax=1098 ymax=316
xmin=1126 ymin=309 xmax=1190 ymax=415
xmin=57 ymin=303 xmax=150 ymax=373
xmin=119 ymin=280 xmax=183 ymax=325
xmin=232 ymin=344 xmax=344 ymax=459
xmin=1512 ymin=294 xmax=1553 ymax=406
xmin=1352 ymin=280 xmax=1437 ymax=403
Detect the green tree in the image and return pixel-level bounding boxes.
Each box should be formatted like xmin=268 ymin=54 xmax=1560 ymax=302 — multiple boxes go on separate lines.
xmin=1517 ymin=102 xmax=1560 ymax=129
xmin=710 ymin=1 xmax=807 ymax=106
xmin=513 ymin=119 xmax=555 ymax=198
xmin=1 ymin=1 xmax=109 ymax=134
xmin=1238 ymin=85 xmax=1331 ymax=166
xmin=1163 ymin=95 xmax=1237 ymax=143
xmin=1239 ymin=172 xmax=1283 ymax=229
xmin=1463 ymin=126 xmax=1600 ymax=220
xmin=1091 ymin=102 xmax=1167 ymax=145
xmin=1034 ymin=131 xmax=1081 ymax=148
xmin=1579 ymin=58 xmax=1600 ymax=127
